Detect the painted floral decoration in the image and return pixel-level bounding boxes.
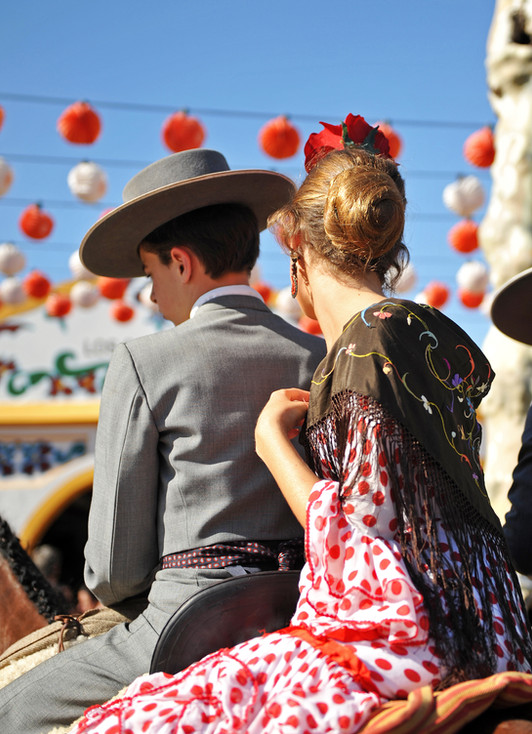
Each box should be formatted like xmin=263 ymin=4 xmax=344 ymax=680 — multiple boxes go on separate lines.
xmin=304 ymin=113 xmax=391 ymax=172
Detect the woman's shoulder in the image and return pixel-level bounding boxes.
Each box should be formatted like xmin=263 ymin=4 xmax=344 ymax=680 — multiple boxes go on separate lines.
xmin=311 ymin=295 xmax=492 ymax=401
xmin=342 ymin=297 xmax=482 ymax=355
xmin=343 ymin=297 xmax=437 ymax=334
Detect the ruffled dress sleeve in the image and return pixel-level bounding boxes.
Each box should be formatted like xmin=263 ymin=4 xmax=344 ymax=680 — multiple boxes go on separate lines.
xmin=293 ymin=399 xmax=432 ymax=652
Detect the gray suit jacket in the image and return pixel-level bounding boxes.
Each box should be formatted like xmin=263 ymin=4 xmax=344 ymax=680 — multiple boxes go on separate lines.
xmin=84 ymin=294 xmax=325 ymax=615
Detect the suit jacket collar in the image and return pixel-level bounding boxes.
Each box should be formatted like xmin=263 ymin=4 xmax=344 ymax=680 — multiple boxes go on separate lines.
xmin=190 ymin=285 xmax=263 ymax=319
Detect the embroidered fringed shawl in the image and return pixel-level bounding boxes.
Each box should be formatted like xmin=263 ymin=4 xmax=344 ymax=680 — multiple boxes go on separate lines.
xmin=303 ymin=298 xmax=532 ymax=688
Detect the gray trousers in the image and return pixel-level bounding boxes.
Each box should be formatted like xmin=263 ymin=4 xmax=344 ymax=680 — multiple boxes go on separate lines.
xmin=0 ymin=566 xmax=247 ymax=734
xmin=0 ymin=613 xmax=158 ymax=734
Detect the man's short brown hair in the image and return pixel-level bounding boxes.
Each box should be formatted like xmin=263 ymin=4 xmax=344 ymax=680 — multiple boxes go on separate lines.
xmin=141 ymin=203 xmax=260 ymax=278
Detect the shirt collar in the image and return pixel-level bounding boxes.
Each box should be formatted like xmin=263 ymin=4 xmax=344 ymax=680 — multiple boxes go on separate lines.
xmin=190 ymin=285 xmax=264 ymax=319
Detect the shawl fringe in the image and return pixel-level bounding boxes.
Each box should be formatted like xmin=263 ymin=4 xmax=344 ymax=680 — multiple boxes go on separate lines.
xmin=306 ymin=390 xmax=532 ymax=689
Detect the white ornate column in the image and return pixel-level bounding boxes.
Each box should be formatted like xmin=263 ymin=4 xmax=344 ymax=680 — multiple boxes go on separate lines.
xmin=480 ymin=0 xmax=532 ymax=519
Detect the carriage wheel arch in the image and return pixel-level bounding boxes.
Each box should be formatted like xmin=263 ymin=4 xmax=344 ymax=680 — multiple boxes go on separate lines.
xmin=20 ymin=468 xmax=94 ymax=552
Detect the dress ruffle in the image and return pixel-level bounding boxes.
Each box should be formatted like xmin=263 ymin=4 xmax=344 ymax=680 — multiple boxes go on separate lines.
xmin=294 ymin=480 xmax=430 ymax=648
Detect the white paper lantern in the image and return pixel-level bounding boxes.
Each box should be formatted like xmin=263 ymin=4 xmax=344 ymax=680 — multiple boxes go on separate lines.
xmin=443 ymin=176 xmax=485 ymax=217
xmin=274 ymin=286 xmax=303 ymax=321
xmin=0 ymin=277 xmax=25 ymax=304
xmin=0 ymin=242 xmax=26 ymax=276
xmin=0 ymin=158 xmax=14 ymax=197
xmin=138 ymin=282 xmax=159 ymax=312
xmin=67 ymin=161 xmax=108 ymax=203
xmin=394 ymin=263 xmax=417 ymax=294
xmin=69 ymin=249 xmax=95 ymax=280
xmin=70 ymin=280 xmax=100 ymax=308
xmin=456 ymin=260 xmax=490 ymax=293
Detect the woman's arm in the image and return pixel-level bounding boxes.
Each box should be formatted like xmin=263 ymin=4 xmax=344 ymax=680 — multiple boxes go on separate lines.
xmin=255 ymin=388 xmax=318 ymax=526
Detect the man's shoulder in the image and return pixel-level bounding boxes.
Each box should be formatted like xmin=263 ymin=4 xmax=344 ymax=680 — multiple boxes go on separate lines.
xmin=114 ymin=323 xmax=180 ymax=359
xmin=118 ymin=304 xmax=325 ymax=361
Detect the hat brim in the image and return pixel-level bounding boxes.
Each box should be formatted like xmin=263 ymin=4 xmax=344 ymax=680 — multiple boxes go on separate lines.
xmin=79 ymin=169 xmax=295 ymax=278
xmin=491 ymin=266 xmax=532 ymax=345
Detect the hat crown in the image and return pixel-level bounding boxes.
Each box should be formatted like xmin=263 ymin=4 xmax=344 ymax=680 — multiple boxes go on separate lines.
xmin=123 ymin=149 xmax=231 ymax=203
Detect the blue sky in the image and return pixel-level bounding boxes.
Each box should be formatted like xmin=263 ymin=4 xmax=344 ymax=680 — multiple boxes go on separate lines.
xmin=0 ymin=0 xmax=496 ymax=344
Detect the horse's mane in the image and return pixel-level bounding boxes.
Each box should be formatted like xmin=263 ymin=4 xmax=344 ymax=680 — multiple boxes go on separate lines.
xmin=0 ymin=517 xmax=70 ymax=621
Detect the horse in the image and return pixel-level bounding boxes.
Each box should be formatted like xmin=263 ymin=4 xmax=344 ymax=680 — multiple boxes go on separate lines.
xmin=0 ymin=516 xmax=71 ymax=656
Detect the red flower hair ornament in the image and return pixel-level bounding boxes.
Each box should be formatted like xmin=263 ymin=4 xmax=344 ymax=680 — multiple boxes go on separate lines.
xmin=304 ymin=114 xmax=391 ymax=173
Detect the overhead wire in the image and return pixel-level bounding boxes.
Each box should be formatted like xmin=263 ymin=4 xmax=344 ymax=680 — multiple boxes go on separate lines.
xmin=0 ymin=90 xmax=495 ymax=129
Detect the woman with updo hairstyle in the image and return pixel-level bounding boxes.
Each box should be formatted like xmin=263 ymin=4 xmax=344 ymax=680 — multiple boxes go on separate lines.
xmin=67 ymin=117 xmax=532 ymax=734
xmin=257 ymin=115 xmax=532 ymax=702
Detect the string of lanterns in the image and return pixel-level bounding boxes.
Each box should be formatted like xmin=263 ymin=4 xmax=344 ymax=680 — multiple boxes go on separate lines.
xmin=408 ymin=126 xmax=495 ymax=314
xmin=0 ymin=99 xmax=495 ymax=331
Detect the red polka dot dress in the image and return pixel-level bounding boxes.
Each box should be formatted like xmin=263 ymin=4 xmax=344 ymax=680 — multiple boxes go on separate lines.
xmin=69 ymin=411 xmax=526 ymax=734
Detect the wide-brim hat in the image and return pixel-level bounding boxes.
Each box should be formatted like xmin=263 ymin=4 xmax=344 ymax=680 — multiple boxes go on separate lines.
xmin=79 ymin=148 xmax=296 ymax=278
xmin=491 ymin=266 xmax=532 ymax=345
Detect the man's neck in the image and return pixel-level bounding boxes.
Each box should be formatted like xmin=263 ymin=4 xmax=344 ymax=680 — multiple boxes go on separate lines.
xmin=189 ymin=283 xmax=263 ymax=319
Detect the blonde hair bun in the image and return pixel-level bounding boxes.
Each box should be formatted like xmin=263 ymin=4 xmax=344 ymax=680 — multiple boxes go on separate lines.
xmin=324 ymin=166 xmax=405 ymax=261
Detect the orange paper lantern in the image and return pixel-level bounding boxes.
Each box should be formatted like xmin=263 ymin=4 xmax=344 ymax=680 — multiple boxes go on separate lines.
xmin=448 ymin=219 xmax=479 ymax=254
xmin=0 ymin=105 xmax=4 ymax=132
xmin=424 ymin=281 xmax=450 ymax=309
xmin=463 ymin=126 xmax=495 ymax=168
xmin=46 ymin=293 xmax=72 ymax=318
xmin=98 ymin=277 xmax=130 ymax=300
xmin=23 ymin=271 xmax=51 ymax=299
xmin=110 ymin=300 xmax=135 ymax=322
xmin=19 ymin=203 xmax=54 ymax=240
xmin=57 ymin=101 xmax=102 ymax=144
xmin=298 ymin=315 xmax=323 ymax=336
xmin=259 ymin=116 xmax=300 ymax=159
xmin=162 ymin=111 xmax=205 ymax=153
xmin=458 ymin=289 xmax=484 ymax=309
xmin=375 ymin=121 xmax=403 ymax=159
xmin=0 ymin=157 xmax=14 ymax=197
xmin=253 ymin=281 xmax=273 ymax=303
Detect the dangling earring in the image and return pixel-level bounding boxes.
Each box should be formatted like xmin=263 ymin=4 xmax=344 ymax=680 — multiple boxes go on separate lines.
xmin=290 ymin=250 xmax=299 ymax=299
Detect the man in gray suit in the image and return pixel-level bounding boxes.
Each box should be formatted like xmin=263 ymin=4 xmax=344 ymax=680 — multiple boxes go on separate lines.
xmin=0 ymin=149 xmax=325 ymax=732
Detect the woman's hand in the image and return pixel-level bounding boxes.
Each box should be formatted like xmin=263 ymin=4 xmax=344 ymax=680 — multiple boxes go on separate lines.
xmin=255 ymin=388 xmax=310 ymax=458
xmin=255 ymin=388 xmax=316 ymax=527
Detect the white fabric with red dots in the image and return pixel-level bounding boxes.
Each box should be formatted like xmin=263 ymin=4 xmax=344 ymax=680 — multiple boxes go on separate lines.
xmin=68 ymin=440 xmax=521 ymax=734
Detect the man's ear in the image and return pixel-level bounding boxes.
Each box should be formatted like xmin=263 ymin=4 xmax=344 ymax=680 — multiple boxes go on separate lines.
xmin=170 ymin=247 xmax=193 ymax=282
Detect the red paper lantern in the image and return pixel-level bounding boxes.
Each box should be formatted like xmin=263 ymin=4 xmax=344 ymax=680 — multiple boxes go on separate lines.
xmin=448 ymin=219 xmax=479 ymax=254
xmin=162 ymin=111 xmax=205 ymax=153
xmin=57 ymin=101 xmax=102 ymax=144
xmin=463 ymin=126 xmax=495 ymax=168
xmin=253 ymin=281 xmax=273 ymax=303
xmin=298 ymin=315 xmax=323 ymax=335
xmin=259 ymin=116 xmax=300 ymax=159
xmin=375 ymin=121 xmax=403 ymax=159
xmin=98 ymin=277 xmax=129 ymax=300
xmin=23 ymin=271 xmax=51 ymax=299
xmin=424 ymin=281 xmax=450 ymax=309
xmin=110 ymin=300 xmax=135 ymax=322
xmin=46 ymin=293 xmax=72 ymax=318
xmin=19 ymin=203 xmax=54 ymax=240
xmin=458 ymin=289 xmax=484 ymax=309
xmin=0 ymin=106 xmax=4 ymax=132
